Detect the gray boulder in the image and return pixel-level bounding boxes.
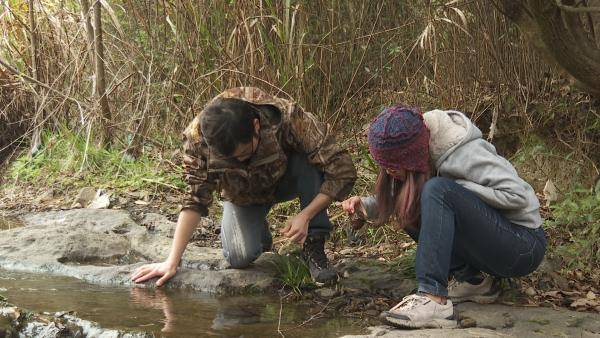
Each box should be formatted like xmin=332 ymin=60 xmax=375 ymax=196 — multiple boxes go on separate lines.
xmin=0 ymin=209 xmax=276 ymax=294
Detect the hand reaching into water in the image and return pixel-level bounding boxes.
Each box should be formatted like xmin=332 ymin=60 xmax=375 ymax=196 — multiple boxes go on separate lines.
xmin=131 ymin=261 xmax=177 ymax=287
xmin=131 ymin=209 xmax=202 ymax=287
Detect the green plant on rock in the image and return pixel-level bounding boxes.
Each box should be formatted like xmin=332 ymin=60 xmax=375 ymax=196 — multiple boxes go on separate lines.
xmin=270 ymin=254 xmax=314 ymax=295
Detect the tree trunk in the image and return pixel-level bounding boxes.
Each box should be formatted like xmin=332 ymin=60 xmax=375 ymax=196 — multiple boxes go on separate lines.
xmin=80 ymin=0 xmax=95 ymax=77
xmin=93 ymin=0 xmax=111 ymax=145
xmin=28 ymin=0 xmax=42 ymax=156
xmin=496 ymin=0 xmax=600 ymax=96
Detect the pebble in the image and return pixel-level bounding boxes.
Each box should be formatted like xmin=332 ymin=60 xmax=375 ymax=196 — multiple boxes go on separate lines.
xmin=316 ymin=288 xmax=338 ymax=298
xmin=459 ymin=317 xmax=477 ymax=328
xmin=72 ymin=187 xmax=96 ymax=208
xmin=342 ymin=287 xmax=362 ymax=295
xmin=35 ymin=189 xmax=55 ymax=204
xmin=586 ymin=291 xmax=596 ymax=300
xmin=525 ymin=287 xmax=537 ymax=296
xmin=365 ymin=309 xmax=379 ymax=317
xmin=339 ymin=248 xmax=354 ymax=255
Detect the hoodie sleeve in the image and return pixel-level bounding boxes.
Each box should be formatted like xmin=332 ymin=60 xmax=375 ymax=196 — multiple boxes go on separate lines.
xmin=438 ymin=139 xmax=533 ymax=210
xmin=360 ymin=195 xmax=379 ymax=220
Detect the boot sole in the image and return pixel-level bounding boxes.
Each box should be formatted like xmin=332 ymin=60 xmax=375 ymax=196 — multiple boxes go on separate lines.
xmin=380 ymin=313 xmax=458 ymax=329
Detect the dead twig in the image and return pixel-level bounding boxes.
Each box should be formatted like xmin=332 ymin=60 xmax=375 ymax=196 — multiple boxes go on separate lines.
xmin=277 ymin=295 xmax=285 ymax=338
xmin=282 ymin=299 xmax=332 ymax=332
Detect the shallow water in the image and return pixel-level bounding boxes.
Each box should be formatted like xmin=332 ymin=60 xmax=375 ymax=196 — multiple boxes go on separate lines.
xmin=0 ymin=270 xmax=365 ymax=337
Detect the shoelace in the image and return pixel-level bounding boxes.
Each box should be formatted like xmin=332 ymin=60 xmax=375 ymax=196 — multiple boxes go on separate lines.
xmin=389 ymin=294 xmax=428 ymax=313
xmin=448 ymin=279 xmax=458 ymax=290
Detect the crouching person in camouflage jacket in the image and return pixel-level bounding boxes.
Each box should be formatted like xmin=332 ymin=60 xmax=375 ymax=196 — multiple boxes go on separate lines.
xmin=132 ymin=87 xmax=357 ymax=285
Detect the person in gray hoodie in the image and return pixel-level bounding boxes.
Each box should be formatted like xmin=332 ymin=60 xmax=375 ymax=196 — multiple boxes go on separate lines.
xmin=342 ymin=105 xmax=546 ymax=329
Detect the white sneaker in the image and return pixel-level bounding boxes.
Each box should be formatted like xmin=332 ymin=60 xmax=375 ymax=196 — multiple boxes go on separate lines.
xmin=448 ymin=275 xmax=500 ymax=304
xmin=379 ymin=294 xmax=457 ymax=329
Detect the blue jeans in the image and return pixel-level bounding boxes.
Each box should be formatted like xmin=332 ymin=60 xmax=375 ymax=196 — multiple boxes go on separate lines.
xmin=411 ymin=177 xmax=546 ymax=297
xmin=220 ymin=153 xmax=332 ymax=268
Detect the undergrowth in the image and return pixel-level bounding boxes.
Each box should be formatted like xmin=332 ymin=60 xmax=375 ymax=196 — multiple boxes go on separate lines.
xmin=6 ymin=127 xmax=185 ymax=193
xmin=394 ymin=247 xmax=416 ymax=279
xmin=546 ymin=187 xmax=600 ymax=272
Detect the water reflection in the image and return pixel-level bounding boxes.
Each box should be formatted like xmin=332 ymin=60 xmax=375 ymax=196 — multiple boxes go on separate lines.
xmin=0 ymin=270 xmax=364 ymax=337
xmin=130 ymin=288 xmax=175 ymax=333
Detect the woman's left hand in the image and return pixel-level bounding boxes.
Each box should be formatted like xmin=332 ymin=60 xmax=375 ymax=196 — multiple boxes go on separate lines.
xmin=280 ymin=213 xmax=310 ymax=244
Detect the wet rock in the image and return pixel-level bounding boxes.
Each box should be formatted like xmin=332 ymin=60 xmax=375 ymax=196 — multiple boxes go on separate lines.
xmin=0 ymin=209 xmax=277 ymax=294
xmin=1 ymin=300 xmax=150 ymax=337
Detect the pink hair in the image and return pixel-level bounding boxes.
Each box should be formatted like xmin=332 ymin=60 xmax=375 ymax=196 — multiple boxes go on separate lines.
xmin=374 ymin=168 xmax=430 ymax=229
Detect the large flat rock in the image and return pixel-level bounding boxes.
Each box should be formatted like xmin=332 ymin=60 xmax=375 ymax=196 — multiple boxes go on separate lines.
xmin=341 ymin=303 xmax=600 ymax=337
xmin=0 ymin=209 xmax=277 ymax=294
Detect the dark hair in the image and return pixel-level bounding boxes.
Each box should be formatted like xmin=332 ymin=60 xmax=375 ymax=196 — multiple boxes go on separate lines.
xmin=374 ymin=168 xmax=430 ymax=230
xmin=200 ymin=98 xmax=259 ymax=156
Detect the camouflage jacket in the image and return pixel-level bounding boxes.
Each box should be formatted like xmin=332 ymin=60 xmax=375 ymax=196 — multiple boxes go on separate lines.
xmin=181 ymin=87 xmax=357 ymax=216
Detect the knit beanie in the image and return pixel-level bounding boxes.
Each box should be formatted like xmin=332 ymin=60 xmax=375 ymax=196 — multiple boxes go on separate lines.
xmin=367 ymin=105 xmax=430 ymax=173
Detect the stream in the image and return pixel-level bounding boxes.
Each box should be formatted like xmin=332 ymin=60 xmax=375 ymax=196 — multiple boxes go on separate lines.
xmin=0 ymin=269 xmax=366 ymax=337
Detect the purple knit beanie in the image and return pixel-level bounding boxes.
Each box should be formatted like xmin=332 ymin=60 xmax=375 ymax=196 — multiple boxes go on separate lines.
xmin=368 ymin=105 xmax=430 ymax=173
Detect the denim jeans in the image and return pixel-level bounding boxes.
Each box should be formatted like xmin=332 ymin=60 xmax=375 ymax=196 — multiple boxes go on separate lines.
xmin=220 ymin=153 xmax=332 ymax=268
xmin=411 ymin=177 xmax=546 ymax=297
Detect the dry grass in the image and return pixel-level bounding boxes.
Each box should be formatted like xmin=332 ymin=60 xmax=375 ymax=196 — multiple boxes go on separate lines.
xmin=0 ymin=69 xmax=33 ymax=169
xmin=0 ymin=0 xmax=597 ymax=179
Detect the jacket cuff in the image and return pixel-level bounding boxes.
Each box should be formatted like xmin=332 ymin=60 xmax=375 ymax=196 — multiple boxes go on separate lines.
xmin=180 ymin=203 xmax=209 ymax=217
xmin=319 ymin=180 xmax=355 ymax=201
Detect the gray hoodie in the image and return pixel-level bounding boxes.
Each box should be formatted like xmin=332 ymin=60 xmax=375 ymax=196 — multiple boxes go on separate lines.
xmin=362 ymin=109 xmax=542 ymax=229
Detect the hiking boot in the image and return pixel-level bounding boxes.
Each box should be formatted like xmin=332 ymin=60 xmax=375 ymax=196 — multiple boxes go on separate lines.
xmin=262 ymin=221 xmax=273 ymax=253
xmin=448 ymin=275 xmax=500 ymax=304
xmin=302 ymin=233 xmax=337 ymax=284
xmin=380 ymin=293 xmax=457 ymax=329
